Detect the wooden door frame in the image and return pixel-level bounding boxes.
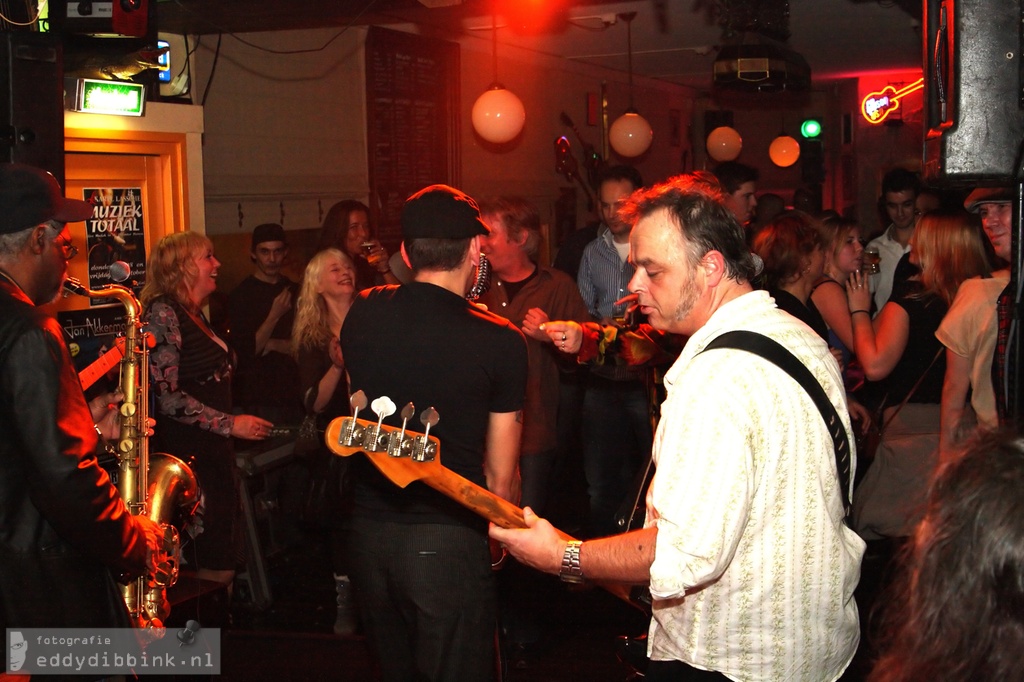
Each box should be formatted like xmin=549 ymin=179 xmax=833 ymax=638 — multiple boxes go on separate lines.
xmin=64 ymin=102 xmax=206 ymax=235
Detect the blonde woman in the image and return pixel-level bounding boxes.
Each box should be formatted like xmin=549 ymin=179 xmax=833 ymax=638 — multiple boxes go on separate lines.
xmin=811 ymin=217 xmax=864 ymax=368
xmin=142 ymin=231 xmax=272 ymax=589
xmin=846 ymin=211 xmax=990 ymax=541
xmin=291 ymin=248 xmax=359 ymax=635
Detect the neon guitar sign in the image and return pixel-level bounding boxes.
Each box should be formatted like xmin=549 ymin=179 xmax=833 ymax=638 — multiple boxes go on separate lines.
xmin=861 ymin=78 xmax=924 ymax=124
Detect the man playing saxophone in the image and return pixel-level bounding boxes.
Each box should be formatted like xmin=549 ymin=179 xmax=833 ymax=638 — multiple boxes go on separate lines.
xmin=0 ymin=163 xmax=165 ymax=630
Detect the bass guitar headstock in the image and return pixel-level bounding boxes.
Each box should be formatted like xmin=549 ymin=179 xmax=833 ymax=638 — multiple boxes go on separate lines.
xmin=324 ymin=390 xmax=442 ymax=488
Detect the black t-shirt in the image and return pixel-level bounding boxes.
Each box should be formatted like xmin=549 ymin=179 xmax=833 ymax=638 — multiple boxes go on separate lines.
xmin=883 ymin=280 xmax=948 ymax=405
xmin=772 ymin=288 xmax=829 ymax=341
xmin=227 ymin=275 xmax=301 ymax=419
xmin=341 ymin=282 xmax=528 ymax=529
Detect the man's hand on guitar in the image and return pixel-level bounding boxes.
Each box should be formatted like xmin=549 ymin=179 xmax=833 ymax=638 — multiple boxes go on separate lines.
xmin=489 ymin=506 xmax=565 ymax=576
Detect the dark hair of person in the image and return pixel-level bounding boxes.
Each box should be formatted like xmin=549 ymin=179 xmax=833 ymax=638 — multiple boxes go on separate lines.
xmin=404 ymin=237 xmax=472 ymax=272
xmin=880 ymin=167 xmax=922 ymax=198
xmin=870 ymin=430 xmax=1024 ymax=682
xmin=619 ymin=173 xmax=758 ymax=283
xmin=477 ymin=196 xmax=541 ymax=261
xmin=754 ymin=192 xmax=787 ymax=226
xmin=317 ymin=199 xmax=371 ymax=254
xmin=711 ymin=161 xmax=759 ymax=194
xmin=752 ymin=211 xmax=825 ymax=291
xmin=598 ymin=164 xmax=644 ymax=192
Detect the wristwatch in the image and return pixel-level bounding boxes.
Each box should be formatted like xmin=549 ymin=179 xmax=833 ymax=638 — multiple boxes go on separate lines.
xmin=559 ymin=540 xmax=585 ymax=584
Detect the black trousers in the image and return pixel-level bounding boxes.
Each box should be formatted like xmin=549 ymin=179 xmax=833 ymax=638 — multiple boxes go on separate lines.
xmin=349 ymin=517 xmax=496 ymax=682
xmin=645 ymin=659 xmax=731 ymax=681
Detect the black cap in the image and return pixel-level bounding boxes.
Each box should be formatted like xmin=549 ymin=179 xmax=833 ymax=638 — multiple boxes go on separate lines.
xmin=401 ymin=185 xmax=489 ymax=240
xmin=0 ymin=163 xmax=94 ymax=235
xmin=964 ymin=187 xmax=1014 ymax=213
xmin=252 ymin=223 xmax=287 ymax=249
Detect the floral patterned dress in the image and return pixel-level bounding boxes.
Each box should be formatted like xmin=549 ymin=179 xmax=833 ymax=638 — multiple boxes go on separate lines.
xmin=146 ymin=295 xmax=241 ymax=570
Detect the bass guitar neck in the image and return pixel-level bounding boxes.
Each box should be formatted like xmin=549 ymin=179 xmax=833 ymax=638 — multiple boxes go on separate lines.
xmin=324 ymin=400 xmax=636 ymax=608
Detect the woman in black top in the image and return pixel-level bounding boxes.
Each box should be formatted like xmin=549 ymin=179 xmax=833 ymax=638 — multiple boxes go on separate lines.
xmin=846 ymin=211 xmax=990 ymax=540
xmin=142 ymin=231 xmax=273 ymax=589
xmin=753 ymin=211 xmax=829 ymax=340
xmin=317 ymin=200 xmax=401 ymax=290
xmin=291 ymin=248 xmax=359 ymax=635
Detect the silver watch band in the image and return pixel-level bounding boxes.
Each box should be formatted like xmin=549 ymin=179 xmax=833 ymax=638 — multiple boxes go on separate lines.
xmin=559 ymin=540 xmax=585 ymax=583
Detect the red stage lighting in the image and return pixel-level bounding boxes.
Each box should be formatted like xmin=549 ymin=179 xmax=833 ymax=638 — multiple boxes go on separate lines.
xmin=498 ymin=0 xmax=569 ymax=34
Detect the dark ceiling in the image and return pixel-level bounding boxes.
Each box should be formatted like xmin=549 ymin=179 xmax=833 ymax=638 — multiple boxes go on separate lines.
xmin=155 ymin=0 xmax=924 ymax=89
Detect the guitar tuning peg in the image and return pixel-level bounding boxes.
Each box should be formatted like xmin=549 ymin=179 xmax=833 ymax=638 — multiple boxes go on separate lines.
xmin=419 ymin=407 xmax=439 ymax=431
xmin=419 ymin=407 xmax=439 ymax=429
xmin=371 ymin=396 xmax=397 ymax=420
xmin=413 ymin=407 xmax=440 ymax=462
xmin=388 ymin=402 xmax=417 ymax=459
xmin=349 ymin=390 xmax=368 ymax=412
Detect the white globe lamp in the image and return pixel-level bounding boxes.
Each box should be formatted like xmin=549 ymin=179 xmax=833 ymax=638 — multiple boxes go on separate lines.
xmin=706 ymin=126 xmax=742 ymax=162
xmin=609 ymin=110 xmax=653 ymax=157
xmin=472 ymin=85 xmax=526 ymax=144
xmin=769 ymin=135 xmax=800 ymax=167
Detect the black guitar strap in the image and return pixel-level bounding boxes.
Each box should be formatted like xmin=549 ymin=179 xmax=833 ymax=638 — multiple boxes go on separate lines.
xmin=702 ymin=330 xmax=852 ymax=522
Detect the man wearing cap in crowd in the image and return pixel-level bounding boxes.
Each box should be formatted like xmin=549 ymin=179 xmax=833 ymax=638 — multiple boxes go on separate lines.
xmin=228 ymin=222 xmax=302 ymax=423
xmin=0 ymin=163 xmax=163 ymax=630
xmin=341 ymin=184 xmax=528 ymax=681
xmin=936 ymin=187 xmax=1014 ymax=460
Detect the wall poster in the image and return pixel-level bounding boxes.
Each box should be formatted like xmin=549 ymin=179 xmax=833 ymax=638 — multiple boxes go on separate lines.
xmin=83 ymin=187 xmax=147 ymax=302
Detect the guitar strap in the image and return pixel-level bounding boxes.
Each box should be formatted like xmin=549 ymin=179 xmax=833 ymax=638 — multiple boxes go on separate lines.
xmin=702 ymin=331 xmax=852 ymax=522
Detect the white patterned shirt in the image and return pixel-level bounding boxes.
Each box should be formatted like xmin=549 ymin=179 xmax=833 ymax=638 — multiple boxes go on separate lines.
xmin=867 ymin=226 xmax=911 ymax=313
xmin=645 ymin=290 xmax=864 ymax=681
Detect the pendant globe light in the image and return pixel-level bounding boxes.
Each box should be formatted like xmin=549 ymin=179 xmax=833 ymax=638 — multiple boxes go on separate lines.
xmin=769 ymin=135 xmax=800 ymax=167
xmin=471 ymin=8 xmax=526 ymax=144
xmin=608 ymin=12 xmax=653 ymax=158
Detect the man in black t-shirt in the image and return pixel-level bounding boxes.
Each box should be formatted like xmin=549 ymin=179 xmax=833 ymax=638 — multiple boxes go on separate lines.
xmin=341 ymin=185 xmax=527 ymax=682
xmin=227 ymin=223 xmax=301 ymax=422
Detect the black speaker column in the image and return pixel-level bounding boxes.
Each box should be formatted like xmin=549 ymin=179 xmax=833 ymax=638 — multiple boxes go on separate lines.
xmin=0 ymin=32 xmax=64 ymax=185
xmin=923 ymin=0 xmax=1023 ymax=183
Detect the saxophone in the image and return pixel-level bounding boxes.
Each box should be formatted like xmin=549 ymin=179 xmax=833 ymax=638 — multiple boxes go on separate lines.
xmin=64 ymin=277 xmax=200 ymax=629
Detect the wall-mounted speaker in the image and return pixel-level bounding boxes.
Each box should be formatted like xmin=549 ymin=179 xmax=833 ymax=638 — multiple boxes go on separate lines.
xmin=923 ymin=0 xmax=1023 ymax=183
xmin=0 ymin=33 xmax=64 ymax=185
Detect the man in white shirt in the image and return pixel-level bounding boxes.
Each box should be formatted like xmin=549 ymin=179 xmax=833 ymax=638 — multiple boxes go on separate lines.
xmin=492 ymin=175 xmax=863 ymax=682
xmin=866 ymin=168 xmax=921 ymax=312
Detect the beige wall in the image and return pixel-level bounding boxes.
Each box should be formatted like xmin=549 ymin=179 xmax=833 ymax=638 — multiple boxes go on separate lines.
xmin=194 ymin=28 xmax=370 ymax=236
xmin=190 ymin=24 xmax=922 ymax=251
xmin=192 ymin=25 xmax=696 ymax=246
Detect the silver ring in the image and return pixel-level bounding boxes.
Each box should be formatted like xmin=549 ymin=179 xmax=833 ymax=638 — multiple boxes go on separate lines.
xmin=560 ymin=341 xmax=565 ymax=351
xmin=561 ymin=332 xmax=567 ymax=342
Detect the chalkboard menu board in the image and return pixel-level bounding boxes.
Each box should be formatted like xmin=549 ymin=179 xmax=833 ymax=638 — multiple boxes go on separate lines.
xmin=366 ymin=27 xmax=460 ymax=248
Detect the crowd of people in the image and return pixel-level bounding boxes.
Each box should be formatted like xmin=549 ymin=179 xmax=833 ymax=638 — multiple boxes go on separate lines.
xmin=2 ymin=158 xmax=1022 ymax=682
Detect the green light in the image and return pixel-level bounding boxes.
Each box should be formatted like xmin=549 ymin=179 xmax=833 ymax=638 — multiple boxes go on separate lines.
xmin=800 ymin=118 xmax=822 ymax=138
xmin=73 ymin=79 xmax=146 ymax=117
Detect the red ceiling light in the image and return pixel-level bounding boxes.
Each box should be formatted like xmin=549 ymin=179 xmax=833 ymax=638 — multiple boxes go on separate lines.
xmin=498 ymin=0 xmax=568 ymax=34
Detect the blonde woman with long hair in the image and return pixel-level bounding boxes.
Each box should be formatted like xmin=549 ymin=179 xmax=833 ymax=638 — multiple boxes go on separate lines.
xmin=142 ymin=231 xmax=273 ymax=589
xmin=811 ymin=217 xmax=864 ymax=363
xmin=291 ymin=248 xmax=360 ymax=635
xmin=846 ymin=211 xmax=990 ymax=542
